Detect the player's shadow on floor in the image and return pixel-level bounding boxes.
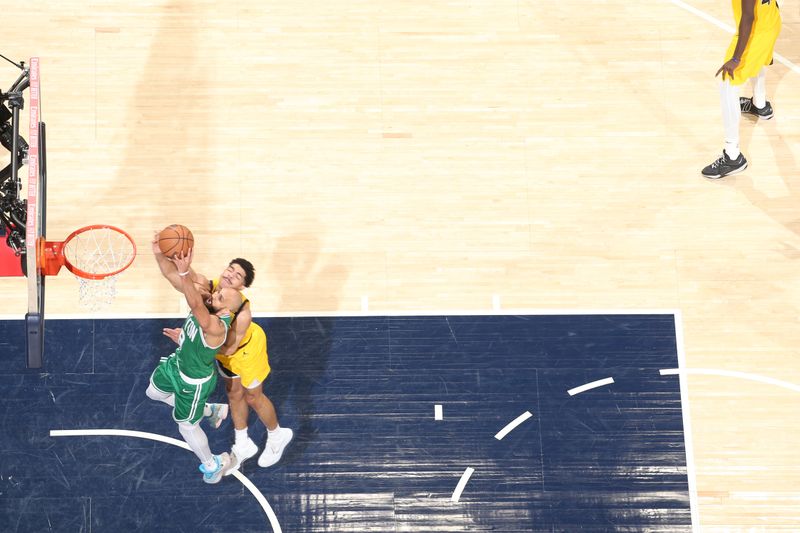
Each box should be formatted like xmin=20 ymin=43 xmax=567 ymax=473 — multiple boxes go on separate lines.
xmin=262 ymin=229 xmax=349 ymax=460
xmin=725 ymin=63 xmax=800 ymax=254
xmin=262 ymin=316 xmax=335 ymax=461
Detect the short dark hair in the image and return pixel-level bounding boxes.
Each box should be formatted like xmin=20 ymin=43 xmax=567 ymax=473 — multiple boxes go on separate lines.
xmin=230 ymin=258 xmax=255 ymax=288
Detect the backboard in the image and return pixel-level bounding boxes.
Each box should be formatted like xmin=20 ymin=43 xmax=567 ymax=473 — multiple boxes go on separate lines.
xmin=0 ymin=56 xmax=44 ymax=367
xmin=25 ymin=57 xmax=45 ymax=369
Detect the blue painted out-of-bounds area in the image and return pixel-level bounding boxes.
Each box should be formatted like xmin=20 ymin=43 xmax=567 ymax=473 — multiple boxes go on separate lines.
xmin=0 ymin=314 xmax=691 ymax=532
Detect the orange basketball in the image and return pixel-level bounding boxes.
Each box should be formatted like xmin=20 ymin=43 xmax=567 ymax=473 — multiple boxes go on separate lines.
xmin=157 ymin=224 xmax=194 ymax=258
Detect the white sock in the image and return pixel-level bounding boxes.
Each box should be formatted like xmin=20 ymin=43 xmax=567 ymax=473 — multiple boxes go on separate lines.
xmin=720 ymin=80 xmax=740 ymax=159
xmin=752 ymin=67 xmax=767 ymax=109
xmin=178 ymin=421 xmax=215 ymax=465
xmin=268 ymin=423 xmax=281 ymax=437
xmin=235 ymin=427 xmax=249 ymax=445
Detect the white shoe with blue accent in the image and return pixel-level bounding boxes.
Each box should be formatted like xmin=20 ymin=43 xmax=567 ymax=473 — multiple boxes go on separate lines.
xmin=199 ymin=452 xmax=233 ymax=484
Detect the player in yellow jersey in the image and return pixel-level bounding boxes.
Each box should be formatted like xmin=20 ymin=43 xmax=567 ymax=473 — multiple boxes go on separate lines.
xmin=702 ymin=0 xmax=781 ymax=179
xmin=154 ymin=236 xmax=293 ymax=471
xmin=206 ymin=273 xmax=294 ymax=470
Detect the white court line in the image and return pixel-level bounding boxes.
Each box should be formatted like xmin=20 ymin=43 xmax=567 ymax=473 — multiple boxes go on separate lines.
xmin=50 ymin=428 xmax=282 ymax=533
xmin=14 ymin=308 xmax=682 ymax=320
xmin=667 ymin=0 xmax=800 ymax=76
xmin=671 ymin=311 xmax=699 ymax=532
xmin=567 ymin=377 xmax=614 ymax=396
xmin=660 ymin=367 xmax=800 ymax=393
xmin=451 ymin=467 xmax=475 ymax=503
xmin=494 ymin=411 xmax=533 ymax=440
xmin=434 ymin=404 xmax=443 ymax=420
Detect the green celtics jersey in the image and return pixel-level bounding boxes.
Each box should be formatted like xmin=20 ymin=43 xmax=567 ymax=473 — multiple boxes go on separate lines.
xmin=175 ymin=312 xmax=231 ymax=379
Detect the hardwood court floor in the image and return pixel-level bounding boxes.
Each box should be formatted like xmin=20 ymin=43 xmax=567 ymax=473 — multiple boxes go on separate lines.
xmin=2 ymin=0 xmax=800 ymax=529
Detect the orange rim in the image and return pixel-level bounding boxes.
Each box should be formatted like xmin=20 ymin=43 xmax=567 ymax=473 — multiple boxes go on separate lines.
xmin=46 ymin=225 xmax=136 ymax=279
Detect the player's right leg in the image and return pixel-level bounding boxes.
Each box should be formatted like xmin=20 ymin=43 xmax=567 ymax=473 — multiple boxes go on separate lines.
xmin=173 ymin=375 xmax=232 ymax=483
xmin=740 ymin=68 xmax=773 ymax=119
xmin=146 ymin=356 xmax=176 ymax=406
xmin=219 ymin=369 xmax=259 ymax=474
xmin=178 ymin=421 xmax=233 ymax=484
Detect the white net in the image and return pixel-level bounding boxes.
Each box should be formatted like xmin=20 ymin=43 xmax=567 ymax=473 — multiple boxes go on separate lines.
xmin=78 ymin=275 xmax=118 ymax=311
xmin=61 ymin=226 xmax=135 ymax=310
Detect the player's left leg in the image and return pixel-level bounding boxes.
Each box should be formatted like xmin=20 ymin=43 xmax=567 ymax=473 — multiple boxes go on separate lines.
xmin=245 ymin=381 xmax=293 ymax=468
xmin=703 ymin=79 xmax=748 ymax=179
xmin=146 ymin=383 xmax=175 ymax=406
xmin=179 ymin=421 xmax=233 ymax=484
xmin=223 ymin=375 xmax=260 ymax=474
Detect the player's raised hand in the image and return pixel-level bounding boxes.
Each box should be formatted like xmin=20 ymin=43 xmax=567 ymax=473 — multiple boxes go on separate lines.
xmin=162 ymin=327 xmax=182 ymax=345
xmin=151 ymin=231 xmax=162 ymax=255
xmin=171 ymin=248 xmax=194 ymax=274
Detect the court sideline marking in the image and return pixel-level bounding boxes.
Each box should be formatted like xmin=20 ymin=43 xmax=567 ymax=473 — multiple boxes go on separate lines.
xmin=49 ymin=428 xmax=282 ymax=533
xmin=667 ymin=0 xmax=800 ymax=75
xmin=660 ymin=367 xmax=800 ymax=393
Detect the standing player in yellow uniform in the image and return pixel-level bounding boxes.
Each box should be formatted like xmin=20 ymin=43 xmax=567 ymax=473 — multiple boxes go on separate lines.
xmin=207 ymin=274 xmax=294 ymax=471
xmin=702 ymin=0 xmax=781 ymax=179
xmin=155 ymin=241 xmax=293 ymax=472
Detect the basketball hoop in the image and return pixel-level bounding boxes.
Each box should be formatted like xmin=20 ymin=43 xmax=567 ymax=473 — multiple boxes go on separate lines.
xmin=39 ymin=225 xmax=136 ymax=310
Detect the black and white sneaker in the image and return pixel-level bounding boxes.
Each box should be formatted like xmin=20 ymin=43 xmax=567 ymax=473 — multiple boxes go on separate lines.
xmin=739 ymin=97 xmax=773 ymax=120
xmin=701 ymin=150 xmax=748 ymax=179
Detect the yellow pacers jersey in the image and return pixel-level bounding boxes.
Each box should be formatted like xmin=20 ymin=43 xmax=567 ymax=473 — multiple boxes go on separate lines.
xmin=726 ymin=0 xmax=781 ymax=85
xmin=731 ymin=0 xmax=780 ymax=30
xmin=211 ymin=279 xmax=271 ymax=387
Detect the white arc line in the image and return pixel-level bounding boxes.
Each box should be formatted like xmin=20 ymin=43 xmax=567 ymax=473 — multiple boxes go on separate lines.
xmin=567 ymin=377 xmax=614 ymax=396
xmin=451 ymin=467 xmax=475 ymax=503
xmin=495 ymin=411 xmax=533 ymax=440
xmin=50 ymin=428 xmax=282 ymax=533
xmin=660 ymin=368 xmax=800 ymax=393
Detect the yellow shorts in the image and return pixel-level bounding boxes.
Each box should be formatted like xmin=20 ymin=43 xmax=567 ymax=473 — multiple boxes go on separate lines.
xmin=215 ymin=323 xmax=271 ymax=389
xmin=725 ymin=25 xmax=780 ymax=86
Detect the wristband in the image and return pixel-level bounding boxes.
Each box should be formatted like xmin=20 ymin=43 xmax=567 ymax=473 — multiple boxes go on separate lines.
xmin=731 ymin=57 xmax=740 ymax=63
xmin=178 ymin=271 xmax=190 ymax=277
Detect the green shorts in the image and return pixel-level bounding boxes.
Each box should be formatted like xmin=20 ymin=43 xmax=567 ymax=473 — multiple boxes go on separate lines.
xmin=149 ymin=354 xmax=217 ymax=424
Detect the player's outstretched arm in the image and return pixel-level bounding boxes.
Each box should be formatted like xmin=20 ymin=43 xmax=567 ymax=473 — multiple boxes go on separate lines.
xmin=152 ymin=233 xmax=185 ymax=292
xmin=716 ymin=0 xmax=756 ymax=80
xmin=172 ymin=250 xmax=226 ymax=345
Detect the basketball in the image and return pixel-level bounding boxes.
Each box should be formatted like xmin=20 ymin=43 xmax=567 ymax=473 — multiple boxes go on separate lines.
xmin=157 ymin=224 xmax=194 ymax=258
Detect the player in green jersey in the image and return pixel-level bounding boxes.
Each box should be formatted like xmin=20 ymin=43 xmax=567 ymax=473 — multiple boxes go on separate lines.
xmin=153 ymin=234 xmax=292 ymax=473
xmin=146 ymin=249 xmax=244 ymax=484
